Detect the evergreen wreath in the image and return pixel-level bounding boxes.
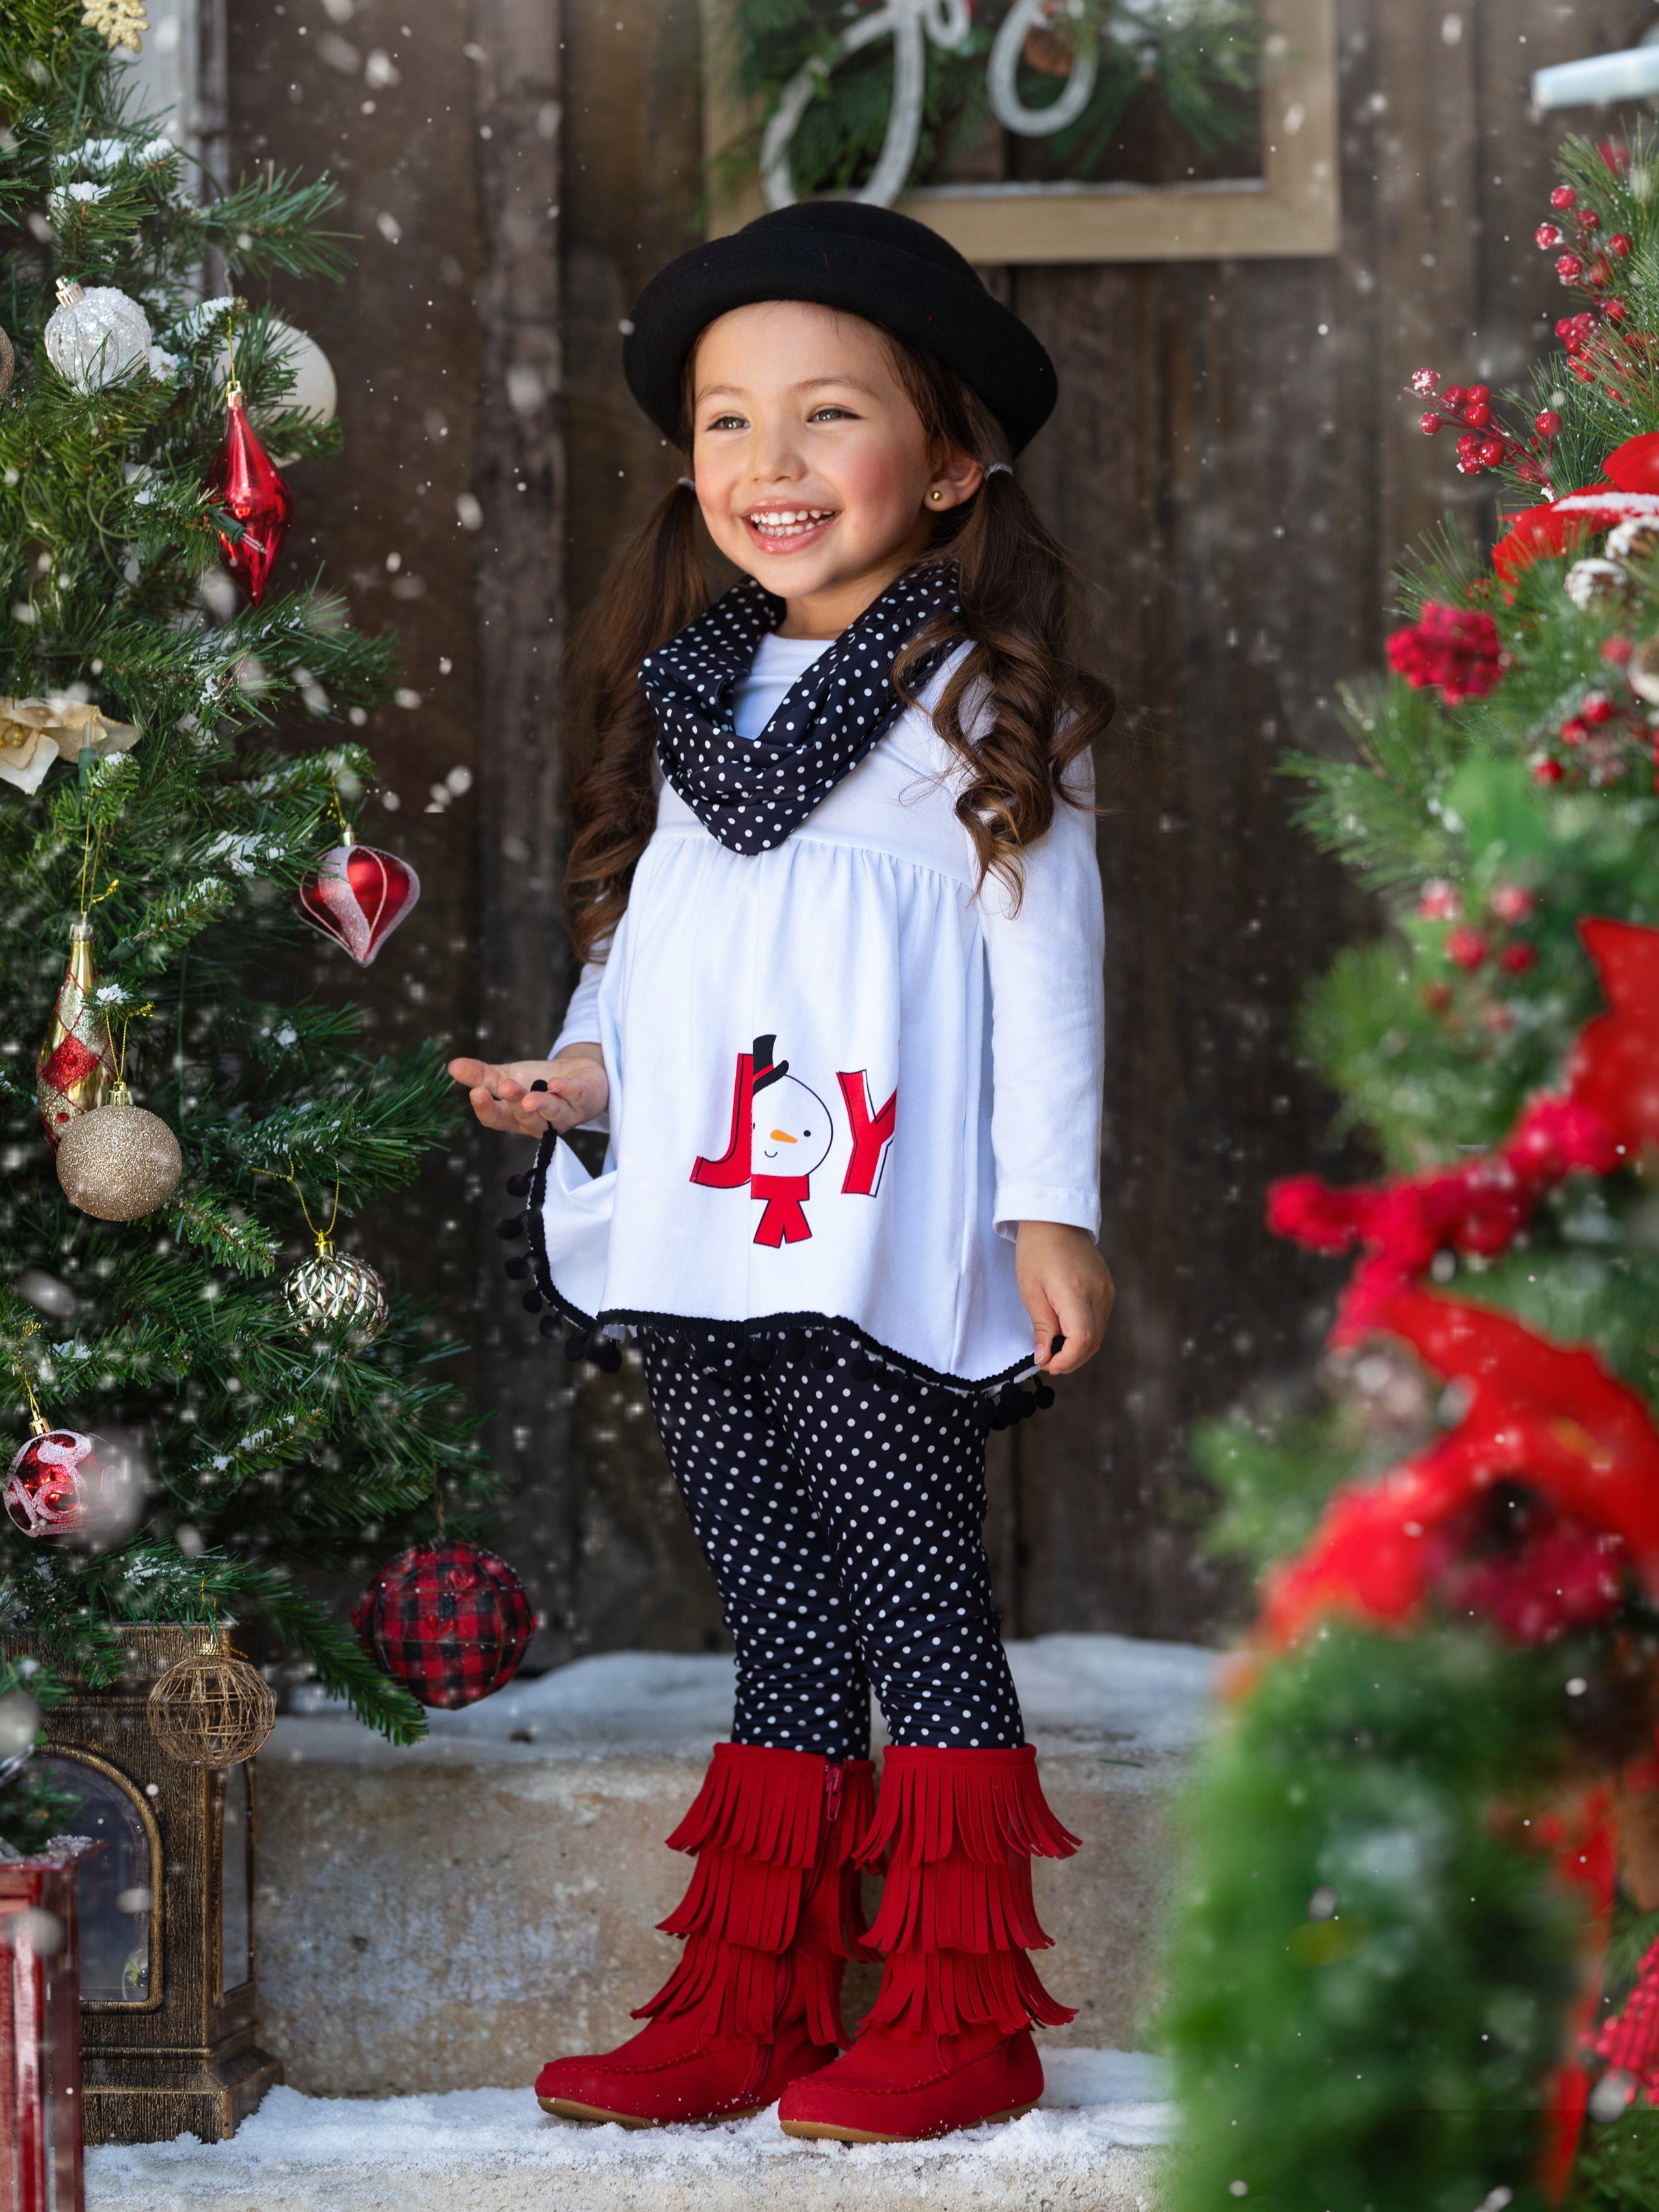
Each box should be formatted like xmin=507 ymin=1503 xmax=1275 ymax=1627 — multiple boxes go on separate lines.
xmin=1164 ymin=126 xmax=1659 ymax=2212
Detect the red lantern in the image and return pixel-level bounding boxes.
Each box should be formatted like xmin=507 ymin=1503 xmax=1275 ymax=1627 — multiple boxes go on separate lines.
xmin=3 ymin=1427 xmax=121 ymax=1541
xmin=296 ymin=831 xmax=420 ymax=967
xmin=353 ymin=1540 xmax=535 ymax=1709
xmin=1 ymin=1838 xmax=101 ymax=2212
xmin=207 ymin=384 xmax=292 ymax=606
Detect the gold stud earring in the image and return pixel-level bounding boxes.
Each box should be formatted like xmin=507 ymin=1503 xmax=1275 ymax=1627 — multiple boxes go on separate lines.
xmin=929 ymin=489 xmax=944 ymax=504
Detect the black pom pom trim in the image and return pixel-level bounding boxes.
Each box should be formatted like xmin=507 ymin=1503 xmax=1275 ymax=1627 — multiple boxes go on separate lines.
xmin=1034 ymin=1382 xmax=1055 ymax=1409
xmin=496 ymin=1215 xmax=526 ymax=1240
xmin=592 ymin=1338 xmax=623 ymax=1373
xmin=506 ymin=1172 xmax=532 ymax=1198
xmin=522 ymin=1290 xmax=545 ymax=1314
xmin=565 ymin=1331 xmax=591 ymax=1363
xmin=849 ymin=1353 xmax=875 ymax=1381
xmin=538 ymin=1313 xmax=563 ymax=1339
xmin=504 ymin=1256 xmax=531 ymax=1281
xmin=746 ymin=1337 xmax=776 ymax=1372
xmin=809 ymin=1339 xmax=837 ymax=1372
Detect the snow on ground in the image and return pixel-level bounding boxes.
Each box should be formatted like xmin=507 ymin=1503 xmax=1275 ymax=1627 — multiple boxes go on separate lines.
xmin=86 ymin=2051 xmax=1171 ymax=2212
xmin=286 ymin=1634 xmax=1217 ymax=1761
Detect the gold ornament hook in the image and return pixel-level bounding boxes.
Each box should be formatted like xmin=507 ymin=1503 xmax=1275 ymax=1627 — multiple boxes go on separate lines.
xmin=10 ymin=1335 xmax=49 ymax=1439
xmin=288 ymin=1170 xmax=342 ymax=1256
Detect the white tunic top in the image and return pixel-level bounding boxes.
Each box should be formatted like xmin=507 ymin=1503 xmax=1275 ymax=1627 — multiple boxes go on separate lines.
xmin=533 ymin=643 xmax=1105 ymax=1393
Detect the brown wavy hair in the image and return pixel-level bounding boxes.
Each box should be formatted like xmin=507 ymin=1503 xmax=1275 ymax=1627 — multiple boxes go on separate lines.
xmin=561 ymin=325 xmax=1114 ymax=965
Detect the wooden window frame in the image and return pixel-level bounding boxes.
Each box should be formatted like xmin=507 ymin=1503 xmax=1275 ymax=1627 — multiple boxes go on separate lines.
xmin=703 ymin=0 xmax=1338 ymax=262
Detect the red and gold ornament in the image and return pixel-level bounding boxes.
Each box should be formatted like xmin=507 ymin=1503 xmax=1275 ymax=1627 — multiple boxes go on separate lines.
xmin=36 ymin=919 xmax=115 ymax=1149
xmin=353 ymin=1539 xmax=534 ymax=1709
xmin=297 ymin=822 xmax=420 ymax=966
xmin=208 ymin=379 xmax=292 ymax=607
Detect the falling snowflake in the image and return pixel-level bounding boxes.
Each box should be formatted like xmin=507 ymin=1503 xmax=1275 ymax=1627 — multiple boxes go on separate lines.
xmin=81 ymin=0 xmax=150 ymax=53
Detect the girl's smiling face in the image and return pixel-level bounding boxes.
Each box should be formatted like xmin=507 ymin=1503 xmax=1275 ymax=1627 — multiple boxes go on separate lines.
xmin=690 ymin=301 xmax=982 ymax=639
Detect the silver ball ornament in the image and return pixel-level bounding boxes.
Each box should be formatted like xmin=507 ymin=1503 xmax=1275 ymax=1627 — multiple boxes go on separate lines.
xmin=56 ymin=1087 xmax=182 ymax=1220
xmin=45 ymin=278 xmax=152 ymax=394
xmin=281 ymin=1237 xmax=390 ymax=1343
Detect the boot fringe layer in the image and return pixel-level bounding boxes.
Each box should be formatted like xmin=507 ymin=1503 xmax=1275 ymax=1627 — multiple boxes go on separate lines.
xmin=859 ymin=1744 xmax=1080 ymax=1870
xmin=641 ymin=1744 xmax=876 ymax=2043
xmin=633 ymin=1932 xmax=856 ymax=2048
xmin=864 ymin=1946 xmax=1078 ymax=2035
xmin=866 ymin=1848 xmax=1051 ymax=1956
xmin=668 ymin=1742 xmax=874 ymax=1868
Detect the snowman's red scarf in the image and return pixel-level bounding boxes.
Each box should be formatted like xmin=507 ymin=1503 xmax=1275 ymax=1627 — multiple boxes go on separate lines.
xmin=638 ymin=561 xmax=960 ymax=854
xmin=751 ymin=1174 xmax=812 ymax=1247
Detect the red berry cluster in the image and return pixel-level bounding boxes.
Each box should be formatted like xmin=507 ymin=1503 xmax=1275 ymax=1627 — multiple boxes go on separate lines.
xmin=1538 ymin=176 xmax=1636 ymax=397
xmin=1531 ymin=635 xmax=1659 ymax=790
xmin=1412 ymin=370 xmax=1558 ymax=483
xmin=1414 ymin=878 xmax=1539 ymax=1037
xmin=1385 ymin=603 xmax=1505 ymax=703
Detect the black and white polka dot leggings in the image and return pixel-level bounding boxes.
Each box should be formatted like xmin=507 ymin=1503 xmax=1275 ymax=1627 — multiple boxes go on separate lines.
xmin=638 ymin=1330 xmax=1025 ymax=1762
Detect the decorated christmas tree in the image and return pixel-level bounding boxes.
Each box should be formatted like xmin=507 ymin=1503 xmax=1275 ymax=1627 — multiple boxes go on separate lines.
xmin=0 ymin=0 xmax=498 ymax=1818
xmin=1165 ymin=131 xmax=1659 ymax=2211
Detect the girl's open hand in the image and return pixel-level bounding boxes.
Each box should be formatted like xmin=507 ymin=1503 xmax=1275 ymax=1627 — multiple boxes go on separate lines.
xmin=448 ymin=1047 xmax=609 ymax=1139
xmin=1015 ymin=1221 xmax=1114 ymax=1377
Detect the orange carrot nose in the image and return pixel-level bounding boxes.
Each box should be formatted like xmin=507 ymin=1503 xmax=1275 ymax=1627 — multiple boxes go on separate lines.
xmin=769 ymin=1129 xmax=798 ymax=1143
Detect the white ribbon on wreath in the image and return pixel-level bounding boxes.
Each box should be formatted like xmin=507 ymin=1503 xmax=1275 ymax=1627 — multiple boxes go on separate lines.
xmin=761 ymin=0 xmax=1099 ymax=210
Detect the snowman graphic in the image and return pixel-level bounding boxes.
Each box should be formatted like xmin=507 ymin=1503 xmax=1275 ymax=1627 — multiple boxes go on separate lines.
xmin=691 ymin=1034 xmax=832 ymax=1246
xmin=749 ymin=1038 xmax=832 ymax=1245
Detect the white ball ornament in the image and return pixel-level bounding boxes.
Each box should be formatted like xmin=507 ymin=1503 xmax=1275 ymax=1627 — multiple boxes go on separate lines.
xmin=45 ymin=277 xmax=152 ymax=394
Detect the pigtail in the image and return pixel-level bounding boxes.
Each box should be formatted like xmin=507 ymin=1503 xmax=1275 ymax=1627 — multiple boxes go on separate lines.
xmin=887 ymin=353 xmax=1115 ymax=911
xmin=564 ymin=478 xmax=712 ymax=963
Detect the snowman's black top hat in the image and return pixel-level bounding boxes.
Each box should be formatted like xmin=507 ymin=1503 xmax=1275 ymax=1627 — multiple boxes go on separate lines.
xmin=752 ymin=1034 xmax=789 ymax=1094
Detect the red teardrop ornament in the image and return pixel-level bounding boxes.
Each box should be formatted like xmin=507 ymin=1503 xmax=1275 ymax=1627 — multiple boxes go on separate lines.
xmin=208 ymin=386 xmax=293 ymax=606
xmin=296 ymin=837 xmax=421 ymax=965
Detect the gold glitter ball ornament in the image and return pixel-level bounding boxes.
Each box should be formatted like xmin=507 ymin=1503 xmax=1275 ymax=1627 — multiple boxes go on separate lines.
xmin=148 ymin=1649 xmax=276 ymax=1768
xmin=56 ymin=1083 xmax=182 ymax=1221
xmin=281 ymin=1236 xmax=390 ymax=1343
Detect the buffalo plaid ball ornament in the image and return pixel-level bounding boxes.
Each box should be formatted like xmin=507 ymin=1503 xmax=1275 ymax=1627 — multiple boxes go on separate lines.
xmin=353 ymin=1539 xmax=535 ymax=1708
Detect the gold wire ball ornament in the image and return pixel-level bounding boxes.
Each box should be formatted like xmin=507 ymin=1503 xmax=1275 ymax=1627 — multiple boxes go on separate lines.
xmin=280 ymin=1174 xmax=390 ymax=1343
xmin=56 ymin=1080 xmax=182 ymax=1221
xmin=147 ymin=1649 xmax=276 ymax=1768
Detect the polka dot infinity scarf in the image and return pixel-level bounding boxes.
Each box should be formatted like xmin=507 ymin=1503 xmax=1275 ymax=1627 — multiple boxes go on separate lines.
xmin=638 ymin=560 xmax=961 ymax=855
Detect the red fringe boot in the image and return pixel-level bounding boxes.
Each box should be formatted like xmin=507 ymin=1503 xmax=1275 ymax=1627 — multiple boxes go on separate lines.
xmin=535 ymin=1741 xmax=874 ymax=2125
xmin=778 ymin=1744 xmax=1079 ymax=2142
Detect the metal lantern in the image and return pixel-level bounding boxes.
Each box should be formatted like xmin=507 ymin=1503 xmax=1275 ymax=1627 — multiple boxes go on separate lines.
xmin=0 ymin=1627 xmax=280 ymax=2145
xmin=1 ymin=1837 xmax=102 ymax=2212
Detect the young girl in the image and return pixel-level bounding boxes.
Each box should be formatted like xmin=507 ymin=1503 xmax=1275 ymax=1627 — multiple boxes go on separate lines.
xmin=451 ymin=198 xmax=1114 ymax=2143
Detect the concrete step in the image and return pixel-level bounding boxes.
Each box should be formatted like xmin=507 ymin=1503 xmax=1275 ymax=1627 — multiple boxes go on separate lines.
xmin=252 ymin=1634 xmax=1214 ymax=2100
xmin=85 ymin=2051 xmax=1171 ymax=2212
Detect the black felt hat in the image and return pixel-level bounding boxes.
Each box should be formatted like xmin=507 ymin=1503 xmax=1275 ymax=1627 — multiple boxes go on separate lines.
xmin=623 ymin=202 xmax=1058 ymax=455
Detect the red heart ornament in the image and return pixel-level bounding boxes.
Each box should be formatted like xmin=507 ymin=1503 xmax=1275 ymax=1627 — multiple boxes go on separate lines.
xmin=208 ymin=387 xmax=293 ymax=607
xmin=297 ymin=839 xmax=420 ymax=966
